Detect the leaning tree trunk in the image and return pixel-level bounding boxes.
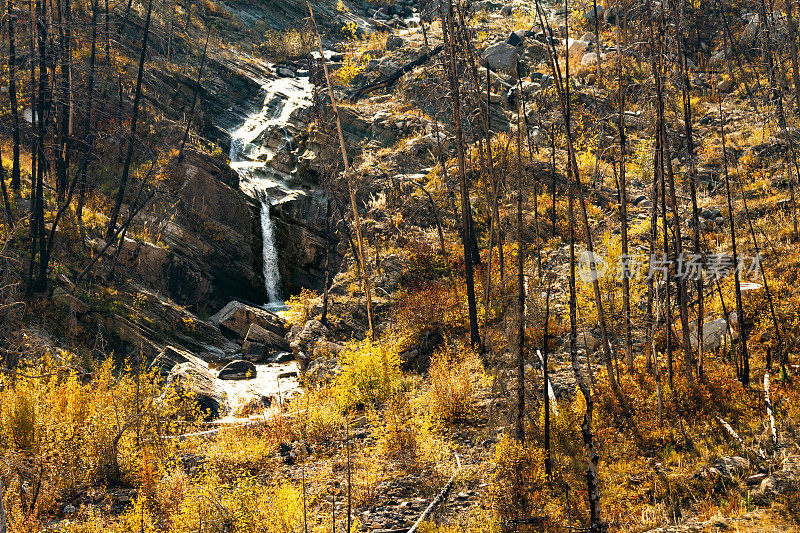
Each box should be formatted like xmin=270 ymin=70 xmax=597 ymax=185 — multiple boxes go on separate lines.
xmin=306 ymin=0 xmax=375 ymax=340
xmin=616 ymin=0 xmax=633 ymax=370
xmin=105 ymin=0 xmax=153 ymax=242
xmin=719 ymin=99 xmax=749 ymax=387
xmin=7 ymin=0 xmax=21 ymax=191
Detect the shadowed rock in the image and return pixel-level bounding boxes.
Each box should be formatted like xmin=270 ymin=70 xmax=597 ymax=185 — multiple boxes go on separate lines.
xmin=168 ymin=360 xmax=229 ymax=419
xmin=218 ymin=360 xmax=257 ymax=380
xmin=210 ymin=300 xmax=288 ymax=340
xmin=242 ymin=323 xmax=291 ymax=361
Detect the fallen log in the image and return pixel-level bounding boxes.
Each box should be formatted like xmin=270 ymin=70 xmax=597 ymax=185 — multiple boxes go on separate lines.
xmin=536 ymin=349 xmax=559 ymax=416
xmin=716 ymin=415 xmax=766 ymax=460
xmin=407 ymin=453 xmax=461 ymax=533
xmin=347 ymin=44 xmax=445 ymax=104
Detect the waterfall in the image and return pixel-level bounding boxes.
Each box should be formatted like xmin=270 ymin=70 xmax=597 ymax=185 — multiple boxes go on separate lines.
xmin=227 ymin=75 xmax=312 ymax=308
xmin=259 ymin=192 xmax=282 ymax=304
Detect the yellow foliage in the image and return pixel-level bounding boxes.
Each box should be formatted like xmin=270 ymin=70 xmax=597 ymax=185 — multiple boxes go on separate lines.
xmin=332 ymin=338 xmax=402 ymax=409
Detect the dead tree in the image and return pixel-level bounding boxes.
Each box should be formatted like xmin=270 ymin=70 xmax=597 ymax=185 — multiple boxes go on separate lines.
xmin=178 ymin=27 xmax=211 ymax=162
xmin=106 ymin=0 xmax=153 ymax=242
xmin=306 ymin=0 xmax=375 ymax=339
xmin=442 ymin=0 xmax=480 ymax=347
xmin=7 ymin=0 xmax=21 ymax=191
xmin=719 ymin=99 xmax=749 ymax=387
xmin=616 ymin=0 xmax=633 ymax=369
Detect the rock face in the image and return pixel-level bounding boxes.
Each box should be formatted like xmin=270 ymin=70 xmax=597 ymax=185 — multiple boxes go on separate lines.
xmin=151 ymin=345 xmax=211 ymax=375
xmin=752 ymin=455 xmax=800 ymax=504
xmin=218 ymin=360 xmax=258 ymax=380
xmin=210 ymin=300 xmax=287 ymax=340
xmin=113 ymin=148 xmax=265 ymax=311
xmin=168 ymin=360 xmax=229 ymax=419
xmin=242 ymin=323 xmax=292 ymax=361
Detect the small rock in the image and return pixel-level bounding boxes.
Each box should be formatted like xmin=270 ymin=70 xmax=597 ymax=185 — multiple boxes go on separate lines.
xmin=717 ymin=77 xmax=735 ymax=93
xmin=507 ymin=29 xmax=524 ymax=47
xmin=499 ymin=3 xmax=513 ymax=16
xmin=385 ymin=34 xmax=404 ymax=51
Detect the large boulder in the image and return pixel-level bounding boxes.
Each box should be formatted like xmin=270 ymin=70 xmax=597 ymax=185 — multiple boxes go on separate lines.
xmin=581 ymin=52 xmax=598 ymax=66
xmin=218 ymin=360 xmax=257 ymax=380
xmin=481 ymin=42 xmax=520 ymax=76
xmin=242 ymin=323 xmax=292 ymax=361
xmin=210 ymin=300 xmax=287 ymax=340
xmin=752 ymin=455 xmax=800 ymax=504
xmin=289 ymin=319 xmax=329 ymax=356
xmin=690 ymin=318 xmax=730 ymax=351
xmin=167 ymin=360 xmax=229 ymax=419
xmin=151 ymin=345 xmax=210 ymax=375
xmin=567 ymin=39 xmax=590 ymax=57
xmin=583 ymin=5 xmax=603 ymax=25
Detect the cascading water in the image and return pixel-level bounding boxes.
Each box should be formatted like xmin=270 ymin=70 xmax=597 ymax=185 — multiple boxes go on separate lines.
xmin=227 ymin=74 xmax=313 ymax=309
xmin=258 ymin=191 xmax=282 ymax=304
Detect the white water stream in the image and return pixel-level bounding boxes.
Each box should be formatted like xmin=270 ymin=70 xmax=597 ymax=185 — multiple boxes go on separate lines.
xmin=206 ymin=73 xmax=314 ymax=420
xmin=228 ymin=74 xmax=313 ymax=308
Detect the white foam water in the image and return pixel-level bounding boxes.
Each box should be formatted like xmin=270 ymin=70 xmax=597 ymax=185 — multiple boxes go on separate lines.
xmin=258 ymin=192 xmax=282 ymax=304
xmin=227 ymin=75 xmax=313 ymax=307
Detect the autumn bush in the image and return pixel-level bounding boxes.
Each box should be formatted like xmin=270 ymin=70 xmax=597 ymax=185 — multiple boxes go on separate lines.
xmin=426 ymin=345 xmax=477 ymax=425
xmin=487 ymin=436 xmax=550 ymax=532
xmin=0 ymin=354 xmax=202 ymax=524
xmin=332 ymin=339 xmax=403 ymax=410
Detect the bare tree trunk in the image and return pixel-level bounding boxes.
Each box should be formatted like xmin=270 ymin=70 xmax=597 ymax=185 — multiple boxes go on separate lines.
xmin=0 ymin=162 xmax=14 ymax=227
xmin=543 ymin=277 xmax=553 ymax=477
xmin=55 ymin=0 xmax=72 ymax=201
xmin=786 ymin=0 xmax=800 ymax=107
xmin=306 ymin=0 xmax=374 ymax=339
xmin=322 ymin=199 xmax=331 ymax=326
xmin=76 ymin=0 xmax=99 ymax=222
xmin=443 ymin=0 xmax=480 ymax=347
xmin=106 ymin=0 xmax=153 ymax=242
xmin=678 ymin=8 xmax=704 ymax=380
xmin=28 ymin=0 xmax=47 ymax=293
xmin=515 ymin=111 xmax=525 ymax=443
xmin=568 ymin=129 xmax=603 ymax=533
xmin=533 ymin=0 xmax=619 ymax=394
xmin=648 ymin=0 xmax=675 ymax=389
xmin=0 ymin=481 xmax=6 ymax=533
xmin=616 ymin=1 xmax=633 ymax=370
xmin=7 ymin=0 xmax=21 ymax=191
xmin=719 ymin=99 xmax=749 ymax=387
xmin=178 ymin=27 xmax=211 ymax=162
